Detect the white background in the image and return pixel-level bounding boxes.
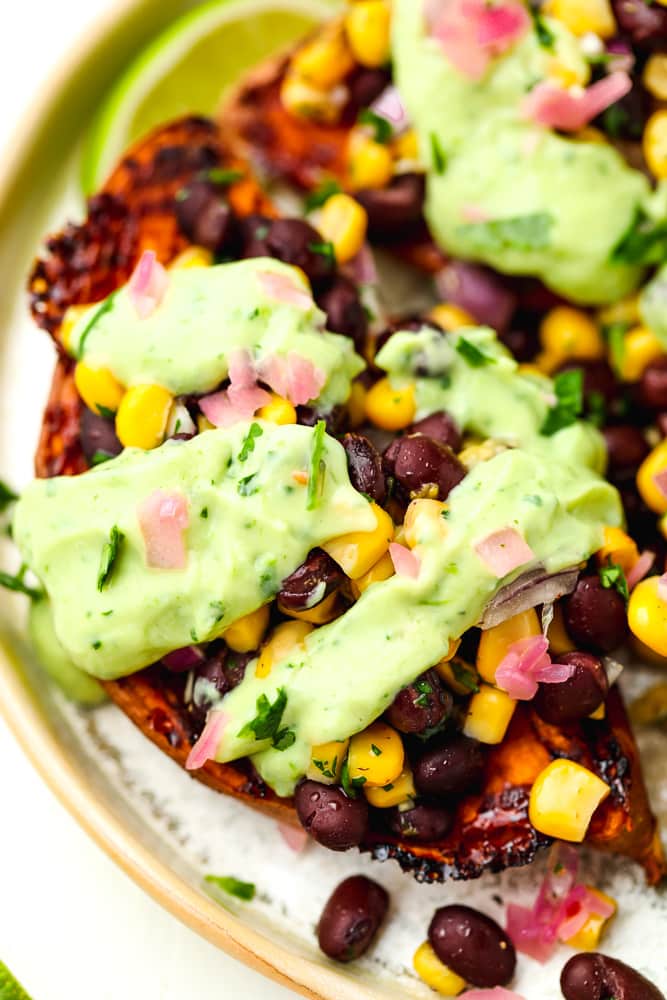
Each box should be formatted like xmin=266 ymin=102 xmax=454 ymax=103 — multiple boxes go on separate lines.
xmin=0 ymin=3 xmax=293 ymax=997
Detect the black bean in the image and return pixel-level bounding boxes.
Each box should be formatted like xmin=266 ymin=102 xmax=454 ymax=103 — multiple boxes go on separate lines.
xmin=436 ymin=260 xmax=517 ymax=334
xmin=189 ymin=651 xmax=229 ymax=727
xmin=561 ymin=952 xmax=665 ymax=1000
xmin=295 ymin=780 xmax=369 ymax=851
xmin=500 ymin=327 xmax=539 ymax=363
xmin=534 ymin=651 xmax=609 ymax=725
xmin=265 ymin=218 xmax=335 ymax=286
xmin=277 ymin=548 xmax=345 ymax=613
xmin=387 ymin=802 xmax=454 ymax=842
xmin=355 ymin=174 xmax=425 ymax=239
xmin=79 ymin=406 xmax=122 ymax=464
xmin=386 ymin=669 xmax=452 ymax=735
xmin=297 ymin=404 xmax=345 ymax=435
xmin=613 ymin=0 xmax=667 ymax=44
xmin=390 ymin=435 xmax=465 ymax=500
xmin=346 ymin=68 xmax=392 ymax=114
xmin=639 ymin=357 xmax=667 ymax=411
xmin=408 ymin=411 xmax=462 ymax=452
xmin=603 ymin=425 xmax=649 ymax=476
xmin=342 ymin=433 xmax=386 ymax=504
xmin=598 ymin=83 xmax=650 ymax=141
xmin=564 ymin=575 xmax=628 ymax=653
xmin=428 ymin=904 xmax=516 ymax=988
xmin=175 ymin=180 xmax=235 ymax=253
xmin=317 ymin=875 xmax=389 ymax=962
xmin=413 ymin=734 xmax=486 ymax=799
xmin=317 ymin=275 xmax=368 ymax=351
xmin=239 ymin=213 xmax=273 ymax=258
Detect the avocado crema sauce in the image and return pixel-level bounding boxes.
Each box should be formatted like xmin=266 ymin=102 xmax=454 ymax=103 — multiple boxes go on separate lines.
xmin=392 ymin=0 xmax=662 ymax=304
xmin=14 ymin=312 xmax=621 ymax=796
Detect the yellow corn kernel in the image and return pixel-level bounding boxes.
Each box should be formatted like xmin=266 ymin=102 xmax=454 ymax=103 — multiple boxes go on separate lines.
xmin=565 ymin=888 xmax=617 ymax=951
xmin=548 ymin=603 xmax=576 ymax=655
xmin=589 ymin=703 xmax=606 ymax=721
xmin=546 ymin=0 xmax=616 ymax=37
xmin=351 ymin=550 xmax=395 ymax=597
xmin=596 ymin=526 xmax=639 ymax=575
xmin=365 ymin=377 xmax=416 ymax=431
xmin=115 ymin=383 xmax=173 ymax=449
xmin=429 ymin=303 xmax=475 ymax=332
xmin=321 ymin=502 xmax=394 ymax=579
xmin=436 ymin=656 xmax=479 ymax=696
xmin=318 ymin=192 xmax=368 ymax=264
xmin=628 ymin=575 xmax=667 ymax=658
xmin=74 ymin=363 xmax=124 ymax=417
xmin=281 ymin=590 xmax=340 ymax=625
xmin=413 ymin=941 xmax=467 ymax=997
xmin=644 ymin=54 xmax=667 ymax=101
xmin=60 ymin=304 xmax=89 ymax=354
xmin=597 ymin=295 xmax=640 ymax=329
xmin=255 ymin=620 xmax=314 ymax=679
xmin=365 ymin=766 xmax=416 ymax=807
xmin=291 ymin=20 xmax=354 ymax=90
xmin=347 ymin=380 xmax=367 ymax=429
xmin=457 ymin=438 xmax=508 ymax=470
xmin=518 ymin=363 xmax=542 ymax=378
xmin=619 ymin=325 xmax=665 ymax=382
xmin=477 ymin=609 xmax=542 ymax=685
xmin=257 ymin=393 xmax=297 ymax=425
xmin=347 ymin=131 xmax=395 ymax=191
xmin=463 ymin=684 xmax=517 ymax=745
xmin=644 ymin=110 xmax=667 ymax=180
xmin=539 ymin=306 xmax=604 ymax=363
xmin=197 ymin=414 xmax=215 ymax=433
xmin=393 ymin=128 xmax=419 ymax=163
xmin=637 ymin=439 xmax=667 ymax=514
xmin=529 ymin=759 xmax=610 ymax=842
xmin=224 ymin=605 xmax=270 ymax=653
xmin=548 ymin=59 xmax=588 ymax=89
xmin=348 ymin=721 xmax=404 ymax=787
xmin=307 ymin=739 xmax=349 ymax=784
xmin=345 ymin=0 xmax=391 ymax=68
xmin=403 ymin=498 xmax=448 ymax=548
xmin=280 ymin=73 xmax=343 ymax=124
xmin=169 ymin=246 xmax=214 ymax=269
xmin=573 ymin=126 xmax=608 ymax=145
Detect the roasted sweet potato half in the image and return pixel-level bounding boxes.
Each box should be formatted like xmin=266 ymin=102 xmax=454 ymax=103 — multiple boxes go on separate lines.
xmin=29 ymin=115 xmax=665 ymax=885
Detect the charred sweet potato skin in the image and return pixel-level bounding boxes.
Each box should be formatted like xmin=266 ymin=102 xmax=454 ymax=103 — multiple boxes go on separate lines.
xmin=29 ymin=116 xmax=665 ymax=884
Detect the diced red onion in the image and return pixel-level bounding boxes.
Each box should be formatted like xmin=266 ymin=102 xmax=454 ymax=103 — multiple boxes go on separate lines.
xmin=460 ymin=990 xmax=526 ymax=1000
xmin=522 ymin=72 xmax=633 ymax=132
xmin=128 ymin=249 xmax=169 ymax=320
xmin=426 ymin=0 xmax=530 ymax=80
xmin=480 ymin=567 xmax=579 ymax=629
xmin=185 ymin=710 xmax=228 ymax=770
xmin=277 ymin=822 xmax=309 ymax=853
xmin=606 ymin=39 xmax=635 ymax=75
xmin=258 ymin=269 xmax=313 ymax=309
xmin=370 ymin=85 xmax=410 ymax=135
xmin=162 ymin=645 xmax=205 ymax=671
xmin=286 ymin=352 xmax=326 ymax=406
xmin=626 ymin=550 xmax=655 ymax=591
xmin=138 ymin=489 xmax=189 ymax=570
xmin=200 ymin=386 xmax=270 ymax=428
xmin=474 ymin=527 xmax=534 ymax=578
xmin=435 ymin=260 xmax=517 ymax=334
xmin=389 ymin=542 xmax=421 ymax=579
xmin=496 ymin=635 xmax=575 ymax=700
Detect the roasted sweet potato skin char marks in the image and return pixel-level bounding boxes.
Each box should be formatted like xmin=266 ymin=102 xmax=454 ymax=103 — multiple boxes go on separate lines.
xmin=27 ymin=114 xmax=666 ymax=886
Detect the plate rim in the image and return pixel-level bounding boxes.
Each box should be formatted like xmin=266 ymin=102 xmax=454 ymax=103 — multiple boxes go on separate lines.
xmin=0 ymin=3 xmax=388 ymax=997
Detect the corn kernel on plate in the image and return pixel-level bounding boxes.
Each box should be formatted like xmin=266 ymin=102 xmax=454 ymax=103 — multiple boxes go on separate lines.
xmin=2 ymin=1 xmax=667 ymax=998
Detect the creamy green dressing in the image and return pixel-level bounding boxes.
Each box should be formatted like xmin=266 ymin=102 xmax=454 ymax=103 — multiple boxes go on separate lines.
xmin=13 ymin=422 xmax=375 ymax=680
xmin=391 ymin=0 xmax=650 ymax=303
xmin=69 ymin=257 xmax=363 ymax=409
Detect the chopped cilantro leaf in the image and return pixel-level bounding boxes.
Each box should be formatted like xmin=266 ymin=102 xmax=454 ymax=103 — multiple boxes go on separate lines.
xmin=0 ymin=569 xmax=43 ymax=600
xmin=599 ymin=560 xmax=629 ymax=602
xmin=96 ymin=404 xmax=116 ymax=421
xmin=273 ymin=728 xmax=296 ymax=751
xmin=430 ymin=132 xmax=447 ymax=174
xmin=209 ymin=600 xmax=225 ymax=623
xmin=90 ymin=450 xmax=113 ymax=466
xmin=307 ymin=420 xmax=327 ymax=511
xmin=587 ymin=390 xmax=606 ymax=429
xmin=414 ymin=678 xmax=433 ymax=708
xmin=238 ymin=422 xmax=263 ymax=463
xmin=239 ymin=687 xmax=290 ymax=746
xmin=612 ymin=210 xmax=667 ymax=265
xmin=530 ymin=8 xmax=555 ymax=48
xmin=456 ymin=212 xmax=554 ymax=253
xmin=97 ymin=525 xmax=124 ymax=592
xmin=382 ymin=783 xmax=394 ymax=792
xmin=313 ymin=758 xmax=335 ymax=779
xmin=204 ymin=167 xmax=244 ymax=187
xmin=451 ymin=658 xmax=480 ymax=693
xmin=92 ymin=640 xmax=102 ymax=650
xmin=200 ymin=507 xmax=209 ymax=519
xmin=205 ymin=875 xmax=255 ymax=901
xmin=370 ymin=743 xmax=383 ymax=757
xmin=522 ymin=494 xmax=543 ymax=507
xmin=76 ymin=291 xmax=118 ymax=359
xmin=304 ymin=179 xmax=342 ymax=213
xmin=237 ymin=473 xmax=260 ymax=497
xmin=341 ymin=759 xmax=366 ymax=797
xmin=540 ymin=368 xmax=583 ymax=436
xmin=357 ymin=108 xmax=393 ymax=144
xmin=0 ymin=480 xmax=18 ymax=511
xmin=455 ymin=337 xmax=495 ymax=367
xmin=308 ymin=240 xmax=336 ymax=264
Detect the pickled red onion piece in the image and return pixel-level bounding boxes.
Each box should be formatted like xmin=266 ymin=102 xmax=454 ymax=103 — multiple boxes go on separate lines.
xmin=427 ymin=0 xmax=530 ymax=80
xmin=128 ymin=249 xmax=169 ymax=319
xmin=556 ymin=885 xmax=615 ymax=941
xmin=258 ymin=355 xmax=289 ymax=397
xmin=653 ymin=468 xmax=667 ymax=499
xmin=371 ymin=85 xmax=409 ymax=133
xmin=626 ymin=550 xmax=655 ymax=591
xmin=138 ymin=489 xmax=189 ymax=569
xmin=474 ymin=527 xmax=534 ymax=577
xmin=495 ymin=635 xmax=575 ymax=700
xmin=460 ymin=990 xmax=526 ymax=1000
xmin=389 ymin=542 xmax=421 ymax=579
xmin=228 ymin=347 xmax=257 ymax=389
xmin=278 ymin=822 xmax=309 ymax=853
xmin=186 ymin=711 xmax=228 ymax=770
xmin=162 ymin=645 xmax=205 ymax=671
xmin=199 ymin=386 xmax=271 ymax=427
xmin=286 ymin=352 xmax=326 ymax=406
xmin=506 ymin=903 xmax=557 ymax=963
xmin=258 ymin=270 xmax=313 ymax=309
xmin=522 ymin=72 xmax=633 ymax=132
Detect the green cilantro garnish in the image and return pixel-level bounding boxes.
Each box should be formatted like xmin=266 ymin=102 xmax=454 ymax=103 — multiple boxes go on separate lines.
xmin=599 ymin=560 xmax=629 ymax=602
xmin=382 ymin=783 xmax=395 ymax=792
xmin=414 ymin=679 xmax=433 ymax=708
xmin=308 ymin=240 xmax=336 ymax=264
xmin=540 ymin=368 xmax=583 ymax=436
xmin=430 ymin=132 xmax=447 ymax=174
xmin=455 ymin=337 xmax=495 ymax=367
xmin=238 ymin=422 xmax=263 ymax=463
xmin=90 ymin=450 xmax=113 ymax=466
xmin=239 ymin=687 xmax=293 ymax=750
xmin=205 ymin=875 xmax=256 ymax=901
xmin=204 ymin=167 xmax=244 ymax=187
xmin=200 ymin=507 xmax=209 ymax=519
xmin=357 ymin=108 xmax=393 ymax=144
xmin=273 ymin=728 xmax=296 ymax=751
xmin=587 ymin=390 xmax=607 ymax=429
xmin=97 ymin=525 xmax=124 ymax=592
xmin=313 ymin=758 xmax=336 ymax=779
xmin=530 ymin=8 xmax=555 ymax=48
xmin=92 ymin=640 xmax=103 ymax=650
xmin=96 ymin=404 xmax=116 ymax=421
xmin=209 ymin=600 xmax=225 ymax=624
xmin=76 ymin=291 xmax=118 ymax=359
xmin=370 ymin=743 xmax=383 ymax=757
xmin=522 ymin=494 xmax=543 ymax=507
xmin=605 ymin=322 xmax=627 ymax=377
xmin=341 ymin=759 xmax=366 ymax=798
xmin=451 ymin=658 xmax=480 ymax=693
xmin=307 ymin=420 xmax=327 ymax=511
xmin=0 ymin=480 xmax=18 ymax=512
xmin=304 ymin=179 xmax=342 ymax=213
xmin=456 ymin=213 xmax=554 ymax=253
xmin=612 ymin=210 xmax=667 ymax=265
xmin=0 ymin=568 xmax=43 ymax=600
xmin=237 ymin=474 xmax=260 ymax=497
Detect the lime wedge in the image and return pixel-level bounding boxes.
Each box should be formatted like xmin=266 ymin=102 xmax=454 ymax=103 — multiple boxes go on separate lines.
xmin=81 ymin=0 xmax=339 ymax=194
xmin=0 ymin=961 xmax=32 ymax=1000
